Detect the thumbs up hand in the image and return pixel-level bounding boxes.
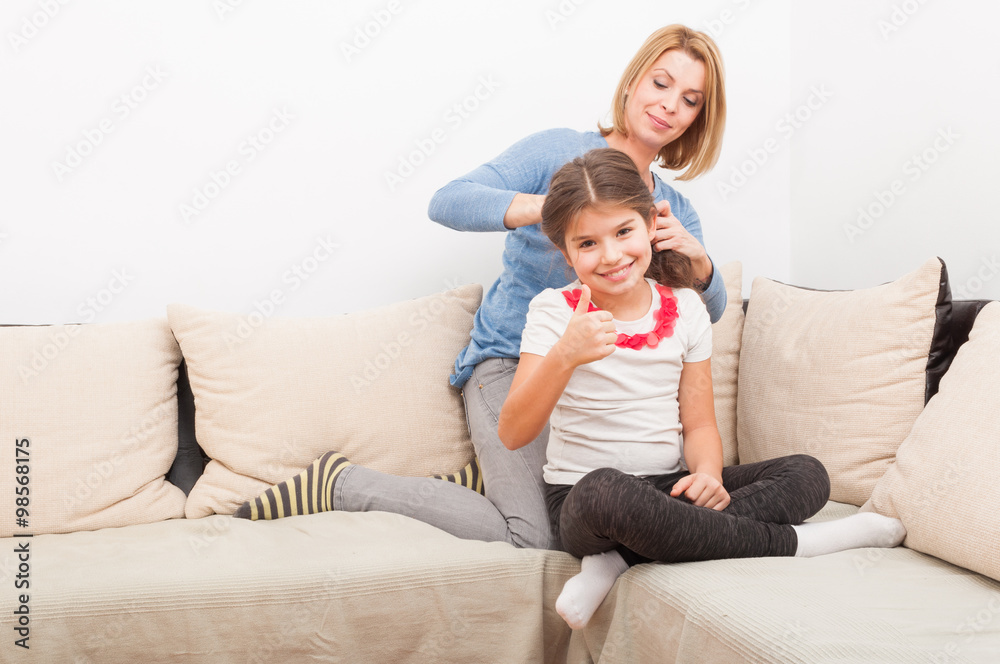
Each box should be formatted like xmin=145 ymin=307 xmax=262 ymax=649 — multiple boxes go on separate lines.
xmin=556 ymin=284 xmax=618 ymax=367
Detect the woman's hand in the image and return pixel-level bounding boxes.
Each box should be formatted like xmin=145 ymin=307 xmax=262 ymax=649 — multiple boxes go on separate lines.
xmin=652 ymin=200 xmax=713 ymax=284
xmin=503 ymin=193 xmax=546 ymax=229
xmin=552 ymin=284 xmax=617 ymax=368
xmin=670 ymin=472 xmax=731 ymax=511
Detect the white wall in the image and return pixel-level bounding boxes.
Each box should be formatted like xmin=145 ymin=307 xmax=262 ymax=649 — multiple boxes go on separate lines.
xmin=4 ymin=0 xmax=990 ymax=328
xmin=789 ymin=0 xmax=1000 ymax=300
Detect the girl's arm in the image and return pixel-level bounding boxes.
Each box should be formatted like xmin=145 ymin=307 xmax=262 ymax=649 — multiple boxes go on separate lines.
xmin=498 ymin=285 xmax=616 ymax=450
xmin=670 ymin=358 xmax=731 ymax=510
xmin=497 ymin=352 xmax=573 ymax=450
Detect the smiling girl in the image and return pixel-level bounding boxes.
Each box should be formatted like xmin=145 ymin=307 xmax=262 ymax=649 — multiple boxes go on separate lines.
xmin=498 ymin=148 xmax=907 ymax=630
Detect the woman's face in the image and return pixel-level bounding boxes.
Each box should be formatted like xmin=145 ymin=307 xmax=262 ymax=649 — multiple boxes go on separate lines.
xmin=624 ymin=49 xmax=706 ymax=151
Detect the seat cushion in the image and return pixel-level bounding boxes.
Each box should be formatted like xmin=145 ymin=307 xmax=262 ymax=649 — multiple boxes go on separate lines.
xmin=0 ymin=511 xmax=577 ymax=663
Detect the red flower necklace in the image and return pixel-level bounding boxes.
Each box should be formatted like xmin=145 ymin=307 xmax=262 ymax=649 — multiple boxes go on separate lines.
xmin=561 ymin=283 xmax=679 ymax=350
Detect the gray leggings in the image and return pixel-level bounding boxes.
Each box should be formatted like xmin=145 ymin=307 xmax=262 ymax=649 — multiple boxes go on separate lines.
xmin=546 ymin=455 xmax=830 ymax=565
xmin=333 ymin=357 xmax=558 ymax=549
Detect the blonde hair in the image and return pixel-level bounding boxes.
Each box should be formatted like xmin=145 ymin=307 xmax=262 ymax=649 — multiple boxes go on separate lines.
xmin=599 ymin=24 xmax=726 ymax=181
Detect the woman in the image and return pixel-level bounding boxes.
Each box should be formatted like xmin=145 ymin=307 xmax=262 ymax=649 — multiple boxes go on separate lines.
xmin=235 ymin=25 xmax=729 ymax=552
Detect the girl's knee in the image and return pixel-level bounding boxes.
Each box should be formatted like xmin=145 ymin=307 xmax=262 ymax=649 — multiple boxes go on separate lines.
xmin=560 ymin=468 xmax=635 ymax=534
xmin=578 ymin=467 xmax=629 ymax=490
xmin=566 ymin=468 xmax=629 ymax=510
xmin=794 ymin=454 xmax=830 ymax=486
xmin=787 ymin=454 xmax=831 ymax=510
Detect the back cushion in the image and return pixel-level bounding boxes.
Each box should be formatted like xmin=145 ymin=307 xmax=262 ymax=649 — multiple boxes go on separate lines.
xmin=737 ymin=257 xmax=947 ymax=506
xmin=0 ymin=320 xmax=186 ymax=536
xmin=169 ymin=284 xmax=482 ymax=517
xmin=710 ymin=262 xmax=744 ymax=467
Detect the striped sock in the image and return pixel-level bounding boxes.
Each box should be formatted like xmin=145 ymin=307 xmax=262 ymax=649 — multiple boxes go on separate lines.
xmin=233 ymin=451 xmax=351 ymax=520
xmin=431 ymin=457 xmax=485 ymax=496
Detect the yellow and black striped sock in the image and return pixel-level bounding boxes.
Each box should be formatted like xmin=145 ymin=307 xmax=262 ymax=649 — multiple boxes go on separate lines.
xmin=233 ymin=451 xmax=351 ymax=520
xmin=431 ymin=457 xmax=484 ymax=496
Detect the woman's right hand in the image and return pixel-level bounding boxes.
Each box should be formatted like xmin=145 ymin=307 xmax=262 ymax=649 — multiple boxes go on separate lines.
xmin=502 ymin=193 xmax=546 ymax=229
xmin=553 ymin=285 xmax=617 ymax=367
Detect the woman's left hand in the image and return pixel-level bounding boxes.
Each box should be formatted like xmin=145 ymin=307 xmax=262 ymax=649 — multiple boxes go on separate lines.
xmin=670 ymin=472 xmax=731 ymax=511
xmin=653 ymin=200 xmax=713 ymax=283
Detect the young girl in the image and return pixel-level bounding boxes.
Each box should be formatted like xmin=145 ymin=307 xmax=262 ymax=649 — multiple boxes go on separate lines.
xmin=497 ymin=148 xmax=907 ymax=630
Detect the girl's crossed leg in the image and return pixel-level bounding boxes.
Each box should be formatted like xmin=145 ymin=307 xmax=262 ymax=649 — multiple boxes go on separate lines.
xmin=550 ymin=455 xmax=904 ymax=628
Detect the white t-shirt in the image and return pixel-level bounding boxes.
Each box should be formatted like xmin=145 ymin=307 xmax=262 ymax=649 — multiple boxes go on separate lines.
xmin=520 ymin=278 xmax=712 ymax=486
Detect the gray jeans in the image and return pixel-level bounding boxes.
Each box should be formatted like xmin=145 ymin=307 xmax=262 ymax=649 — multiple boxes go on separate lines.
xmin=333 ymin=357 xmax=557 ymax=549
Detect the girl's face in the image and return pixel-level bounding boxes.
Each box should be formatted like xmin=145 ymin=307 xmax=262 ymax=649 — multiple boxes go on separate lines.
xmin=624 ymin=49 xmax=705 ymax=151
xmin=561 ymin=205 xmax=656 ymax=312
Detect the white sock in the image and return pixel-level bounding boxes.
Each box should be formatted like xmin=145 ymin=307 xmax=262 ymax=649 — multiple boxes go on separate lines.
xmin=556 ymin=550 xmax=630 ymax=630
xmin=792 ymin=512 xmax=906 ymax=558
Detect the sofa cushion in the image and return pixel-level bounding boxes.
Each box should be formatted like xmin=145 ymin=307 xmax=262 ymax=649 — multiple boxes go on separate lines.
xmin=711 ymin=262 xmax=744 ymax=467
xmin=0 ymin=512 xmax=576 ymax=663
xmin=0 ymin=320 xmax=186 ymax=536
xmin=737 ymin=257 xmax=948 ymax=506
xmin=863 ymin=301 xmax=1000 ymax=582
xmin=576 ymin=500 xmax=1000 ymax=663
xmin=168 ymin=284 xmax=482 ymax=517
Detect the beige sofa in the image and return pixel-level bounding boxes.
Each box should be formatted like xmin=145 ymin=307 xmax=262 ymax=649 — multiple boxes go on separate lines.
xmin=3 ymin=257 xmax=999 ymax=663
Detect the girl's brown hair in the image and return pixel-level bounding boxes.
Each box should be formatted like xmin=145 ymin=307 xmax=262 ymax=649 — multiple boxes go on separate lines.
xmin=599 ymin=24 xmax=726 ymax=181
xmin=541 ymin=148 xmax=693 ymax=290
